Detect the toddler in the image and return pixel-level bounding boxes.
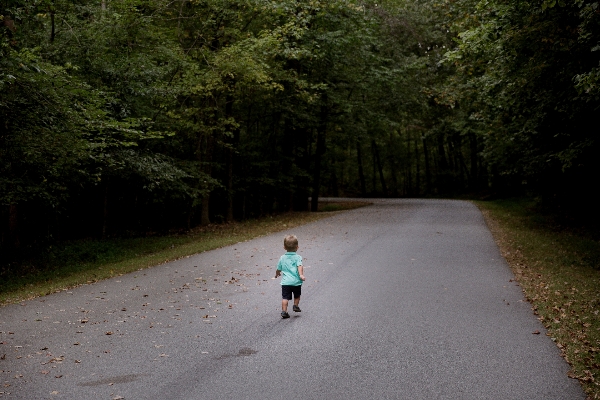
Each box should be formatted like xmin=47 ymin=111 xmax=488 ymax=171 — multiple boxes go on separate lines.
xmin=275 ymin=235 xmax=305 ymax=318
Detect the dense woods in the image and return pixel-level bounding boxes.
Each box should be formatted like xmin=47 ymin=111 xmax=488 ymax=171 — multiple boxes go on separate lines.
xmin=2 ymin=0 xmax=599 ymax=259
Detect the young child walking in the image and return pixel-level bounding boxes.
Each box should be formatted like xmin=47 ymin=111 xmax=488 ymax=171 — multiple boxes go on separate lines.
xmin=275 ymin=234 xmax=305 ymax=319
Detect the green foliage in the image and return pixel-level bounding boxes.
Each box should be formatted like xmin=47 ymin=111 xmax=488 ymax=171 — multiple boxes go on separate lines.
xmin=3 ymin=0 xmax=597 ymax=259
xmin=442 ymin=0 xmax=600 ymax=209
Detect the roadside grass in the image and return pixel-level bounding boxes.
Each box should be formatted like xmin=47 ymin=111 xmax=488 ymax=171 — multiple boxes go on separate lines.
xmin=0 ymin=201 xmax=370 ymax=306
xmin=476 ymin=199 xmax=600 ymax=398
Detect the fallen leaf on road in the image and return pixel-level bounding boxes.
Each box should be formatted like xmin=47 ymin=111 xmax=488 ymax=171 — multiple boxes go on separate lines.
xmin=41 ymin=371 xmax=50 ymax=375
xmin=50 ymin=391 xmax=59 ymax=395
xmin=532 ymin=330 xmax=541 ymax=334
xmin=105 ymin=332 xmax=113 ymax=335
xmin=43 ymin=357 xmax=64 ymax=365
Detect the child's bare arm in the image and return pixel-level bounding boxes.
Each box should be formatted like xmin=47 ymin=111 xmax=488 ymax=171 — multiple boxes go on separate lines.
xmin=275 ymin=269 xmax=281 ymax=278
xmin=298 ymin=265 xmax=305 ymax=281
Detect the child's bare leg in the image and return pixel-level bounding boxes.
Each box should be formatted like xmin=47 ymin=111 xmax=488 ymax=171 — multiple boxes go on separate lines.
xmin=293 ymin=296 xmax=300 ymax=306
xmin=282 ymin=299 xmax=289 ymax=311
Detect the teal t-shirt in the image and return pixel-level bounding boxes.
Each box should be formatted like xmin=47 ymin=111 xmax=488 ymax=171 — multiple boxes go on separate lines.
xmin=277 ymin=252 xmax=303 ymax=286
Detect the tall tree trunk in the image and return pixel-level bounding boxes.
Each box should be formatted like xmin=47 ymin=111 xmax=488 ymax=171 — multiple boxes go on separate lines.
xmin=283 ymin=116 xmax=295 ymax=212
xmin=330 ymin=159 xmax=339 ymax=197
xmin=422 ymin=135 xmax=432 ymax=194
xmin=225 ymin=93 xmax=237 ymax=223
xmin=437 ymin=135 xmax=449 ymax=170
xmin=8 ymin=204 xmax=19 ymax=249
xmin=469 ymin=132 xmax=479 ymax=190
xmin=102 ymin=182 xmax=109 ymax=239
xmin=388 ymin=132 xmax=399 ymax=197
xmin=406 ymin=131 xmax=412 ymax=196
xmin=372 ymin=140 xmax=388 ymax=197
xmin=311 ymin=99 xmax=328 ymax=212
xmin=200 ymin=135 xmax=214 ymax=226
xmin=356 ymin=140 xmax=367 ymax=197
xmin=50 ymin=9 xmax=55 ymax=42
xmin=414 ymin=131 xmax=421 ymax=196
xmin=200 ymin=194 xmax=210 ymax=226
xmin=226 ymin=148 xmax=234 ymax=221
xmin=311 ymin=126 xmax=325 ymax=211
xmin=187 ymin=128 xmax=201 ymax=228
xmin=372 ymin=144 xmax=377 ymax=194
xmin=437 ymin=134 xmax=449 ymax=193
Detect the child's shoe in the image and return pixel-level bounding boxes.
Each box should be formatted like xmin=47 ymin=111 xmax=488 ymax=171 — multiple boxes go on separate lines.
xmin=281 ymin=311 xmax=290 ymax=319
xmin=293 ymin=305 xmax=301 ymax=312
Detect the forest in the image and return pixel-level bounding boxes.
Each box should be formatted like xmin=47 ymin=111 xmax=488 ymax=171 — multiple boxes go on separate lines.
xmin=2 ymin=0 xmax=599 ymax=259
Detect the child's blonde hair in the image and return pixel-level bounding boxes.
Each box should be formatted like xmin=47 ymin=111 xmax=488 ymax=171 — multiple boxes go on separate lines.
xmin=284 ymin=235 xmax=298 ymax=251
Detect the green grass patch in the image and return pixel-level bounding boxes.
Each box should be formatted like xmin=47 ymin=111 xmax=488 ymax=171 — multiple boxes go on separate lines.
xmin=1 ymin=201 xmax=369 ymax=306
xmin=475 ymin=198 xmax=600 ymax=398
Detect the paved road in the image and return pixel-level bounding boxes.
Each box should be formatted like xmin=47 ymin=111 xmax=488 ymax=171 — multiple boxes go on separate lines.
xmin=0 ymin=199 xmax=584 ymax=399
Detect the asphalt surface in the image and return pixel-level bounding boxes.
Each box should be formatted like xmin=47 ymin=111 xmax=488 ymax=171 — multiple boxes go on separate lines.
xmin=0 ymin=199 xmax=585 ymax=399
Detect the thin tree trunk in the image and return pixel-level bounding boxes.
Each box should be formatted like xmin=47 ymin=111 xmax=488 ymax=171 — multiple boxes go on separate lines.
xmin=437 ymin=135 xmax=449 ymax=170
xmin=437 ymin=134 xmax=449 ymax=193
xmin=293 ymin=128 xmax=311 ymax=211
xmin=242 ymin=194 xmax=246 ymax=220
xmin=388 ymin=132 xmax=399 ymax=197
xmin=356 ymin=140 xmax=367 ymax=197
xmin=331 ymin=159 xmax=339 ymax=197
xmin=225 ymin=94 xmax=236 ymax=222
xmin=187 ymin=127 xmax=201 ymax=228
xmin=469 ymin=132 xmax=478 ymax=189
xmin=311 ymin=99 xmax=328 ymax=212
xmin=422 ymin=135 xmax=432 ymax=194
xmin=414 ymin=131 xmax=421 ymax=196
xmin=8 ymin=204 xmax=19 ymax=249
xmin=406 ymin=131 xmax=412 ymax=196
xmin=372 ymin=140 xmax=388 ymax=197
xmin=311 ymin=126 xmax=325 ymax=211
xmin=200 ymin=195 xmax=210 ymax=225
xmin=102 ymin=183 xmax=109 ymax=239
xmin=372 ymin=144 xmax=377 ymax=194
xmin=50 ymin=10 xmax=55 ymax=42
xmin=200 ymin=135 xmax=214 ymax=226
xmin=283 ymin=116 xmax=295 ymax=212
xmin=452 ymin=136 xmax=470 ymax=189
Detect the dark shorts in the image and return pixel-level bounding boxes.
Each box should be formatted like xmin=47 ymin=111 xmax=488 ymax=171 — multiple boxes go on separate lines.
xmin=281 ymin=285 xmax=301 ymax=300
